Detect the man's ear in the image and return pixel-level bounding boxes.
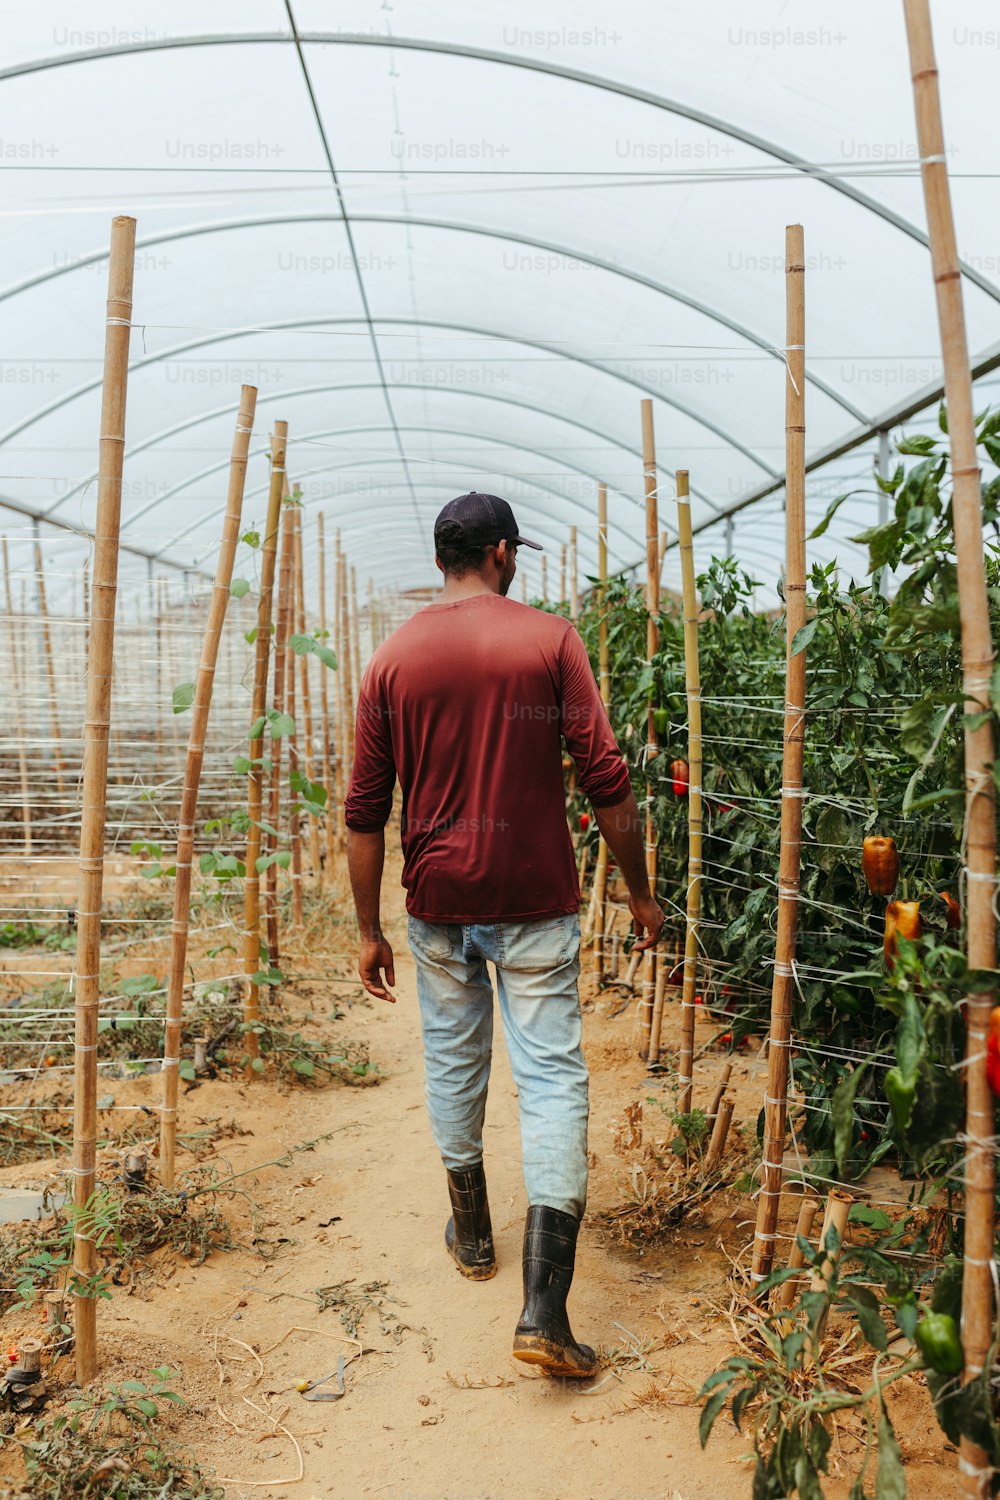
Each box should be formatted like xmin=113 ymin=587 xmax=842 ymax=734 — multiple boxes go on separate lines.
xmin=434 ymin=554 xmax=444 ymax=575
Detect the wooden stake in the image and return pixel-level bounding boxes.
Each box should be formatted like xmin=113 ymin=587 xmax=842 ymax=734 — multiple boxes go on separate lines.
xmin=317 ymin=512 xmax=336 ymax=878
xmin=646 ymin=947 xmax=669 ymax=1067
xmin=639 ymin=399 xmax=660 ymax=1056
xmin=72 ymin=214 xmax=135 ymax=1384
xmin=706 ymin=1061 xmax=734 ymax=1125
xmin=34 ymin=539 xmax=65 ymax=799
xmin=264 ymin=498 xmax=295 ymax=964
xmin=350 ymin=564 xmax=362 ymax=702
xmin=903 ymin=12 xmax=998 ymax=1489
xmin=806 ymin=1189 xmax=853 ymax=1356
xmin=671 ymin=471 xmax=703 ymax=1102
xmin=591 ymin=485 xmax=612 ymax=980
xmin=160 ymin=386 xmax=256 ymax=1188
xmin=294 ymin=509 xmax=323 ymax=886
xmin=541 ymin=554 xmax=548 ymax=604
xmin=569 ymin=524 xmax=579 ymax=622
xmin=242 ymin=419 xmax=288 ymax=1058
xmin=703 ymin=1097 xmax=734 ymax=1173
xmin=2 ymin=540 xmax=32 ymax=854
xmin=774 ymin=1195 xmax=821 ymax=1312
xmin=559 ymin=542 xmax=567 ymax=606
xmin=286 ymin=513 xmax=304 ymax=928
xmin=751 ymin=226 xmax=807 ymax=1291
xmin=338 ymin=546 xmax=355 ymax=769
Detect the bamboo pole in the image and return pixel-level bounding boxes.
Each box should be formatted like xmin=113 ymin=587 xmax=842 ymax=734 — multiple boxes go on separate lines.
xmin=591 ymin=485 xmax=612 ymax=980
xmin=33 ymin=539 xmax=65 ymax=799
xmin=806 ymin=1188 xmax=853 ymax=1356
xmin=657 ymin=527 xmax=668 ymax=591
xmin=639 ymin=399 xmax=659 ymax=1056
xmin=559 ymin=542 xmax=567 ymax=607
xmin=903 ymin=11 xmax=998 ymax=1491
xmin=286 ymin=512 xmax=304 ymax=927
xmin=646 ymin=948 xmax=668 ymax=1066
xmin=751 ymin=225 xmax=807 ymax=1290
xmin=706 ymin=1061 xmax=734 ymax=1125
xmin=540 ymin=555 xmax=548 ymax=605
xmin=338 ymin=546 xmax=355 ymax=769
xmin=703 ymin=1097 xmax=734 ymax=1173
xmin=569 ymin=525 xmax=579 ymax=622
xmin=350 ymin=564 xmax=362 ymax=704
xmin=72 ymin=214 xmax=135 ymax=1384
xmin=670 ymin=470 xmax=703 ymax=1102
xmin=264 ymin=498 xmax=295 ymax=965
xmin=2 ymin=540 xmax=32 ymax=854
xmin=294 ymin=509 xmax=323 ymax=886
xmin=160 ymin=386 xmax=256 ymax=1188
xmin=774 ymin=1195 xmax=821 ymax=1312
xmin=317 ymin=512 xmax=336 ymax=878
xmin=242 ymin=420 xmax=288 ymax=1058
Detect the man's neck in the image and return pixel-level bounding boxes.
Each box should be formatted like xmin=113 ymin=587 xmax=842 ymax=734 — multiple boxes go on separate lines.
xmin=437 ymin=574 xmax=500 ymax=603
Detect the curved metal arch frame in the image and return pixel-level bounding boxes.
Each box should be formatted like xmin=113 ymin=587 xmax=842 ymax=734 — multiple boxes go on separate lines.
xmin=23 ymin=313 xmax=757 ymax=525
xmin=0 ymin=211 xmax=866 ymax=425
xmin=165 ymin=429 xmax=645 ymax=566
xmin=2 ymin=29 xmax=998 ymax=308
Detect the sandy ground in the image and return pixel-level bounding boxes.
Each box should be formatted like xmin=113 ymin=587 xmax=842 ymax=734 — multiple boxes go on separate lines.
xmin=0 ymin=866 xmax=958 ymax=1500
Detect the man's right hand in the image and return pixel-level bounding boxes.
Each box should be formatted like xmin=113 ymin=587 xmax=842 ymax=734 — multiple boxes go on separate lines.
xmin=359 ymin=938 xmax=396 ymax=1003
xmin=629 ymin=890 xmax=666 ymax=953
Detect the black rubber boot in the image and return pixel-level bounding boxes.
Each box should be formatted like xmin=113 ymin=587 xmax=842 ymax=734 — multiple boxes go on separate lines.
xmin=444 ymin=1164 xmax=497 ymax=1280
xmin=512 ymin=1205 xmax=597 ymax=1377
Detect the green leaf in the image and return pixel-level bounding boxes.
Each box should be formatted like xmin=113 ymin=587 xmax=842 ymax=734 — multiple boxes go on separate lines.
xmin=179 ymin=1060 xmax=196 ymax=1082
xmin=896 ymin=433 xmax=939 ymax=456
xmin=291 ymin=1057 xmax=315 ymax=1077
xmin=847 ymin=1286 xmax=888 ymax=1351
xmin=136 ymin=1398 xmax=159 ymax=1419
xmin=875 ymin=1410 xmax=906 ymax=1500
xmin=791 ymin=617 xmax=818 ymax=657
xmin=248 ymin=715 xmax=267 ymax=741
xmin=241 ymin=529 xmax=260 ymax=548
xmin=172 ymin=682 xmax=195 ymax=715
xmin=269 ymin=712 xmax=295 ymax=739
xmin=699 ymin=1385 xmax=731 ymax=1448
xmin=230 ymin=577 xmax=250 ymax=599
xmin=233 ymin=755 xmax=251 ymax=775
xmin=250 ymin=1056 xmax=266 ymax=1073
xmin=832 ymin=1061 xmax=869 ymax=1178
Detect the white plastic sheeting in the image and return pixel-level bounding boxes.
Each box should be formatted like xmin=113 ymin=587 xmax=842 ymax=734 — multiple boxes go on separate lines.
xmin=1 ymin=1 xmax=998 ymax=608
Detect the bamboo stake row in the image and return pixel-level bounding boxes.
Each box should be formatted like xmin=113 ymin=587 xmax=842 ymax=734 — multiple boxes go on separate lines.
xmin=590 ymin=485 xmax=611 ymax=980
xmin=286 ymin=509 xmax=304 ymax=928
xmin=666 ymin=469 xmax=703 ymax=1102
xmin=264 ymin=497 xmax=295 ymax=965
xmin=241 ymin=420 xmax=288 ymax=1059
xmin=34 ymin=538 xmax=65 ymax=800
xmin=638 ymin=398 xmax=660 ymax=1056
xmin=72 ymin=213 xmax=136 ymax=1384
xmin=751 ymin=224 xmax=808 ymax=1288
xmin=296 ymin=512 xmax=324 ymax=888
xmin=2 ymin=539 xmax=32 ymax=853
xmin=903 ymin=6 xmax=998 ymax=1493
xmin=317 ymin=512 xmax=337 ymax=875
xmin=160 ymin=385 xmax=256 ymax=1188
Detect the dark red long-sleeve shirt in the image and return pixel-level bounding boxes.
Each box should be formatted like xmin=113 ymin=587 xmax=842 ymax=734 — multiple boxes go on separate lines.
xmin=344 ymin=593 xmax=631 ymax=922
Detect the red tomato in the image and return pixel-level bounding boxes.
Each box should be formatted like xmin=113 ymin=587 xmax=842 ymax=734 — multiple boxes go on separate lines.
xmin=579 ymin=812 xmax=590 ymax=832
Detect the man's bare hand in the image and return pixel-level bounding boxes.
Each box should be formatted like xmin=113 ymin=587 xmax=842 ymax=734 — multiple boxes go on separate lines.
xmin=359 ymin=938 xmax=396 ymax=1003
xmin=629 ymin=891 xmax=666 ymax=953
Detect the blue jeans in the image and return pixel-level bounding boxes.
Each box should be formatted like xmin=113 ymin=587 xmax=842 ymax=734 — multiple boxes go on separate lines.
xmin=407 ymin=914 xmax=589 ymax=1218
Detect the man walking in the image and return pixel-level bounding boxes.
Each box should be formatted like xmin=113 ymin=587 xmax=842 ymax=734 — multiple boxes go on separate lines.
xmin=344 ymin=493 xmax=664 ymax=1377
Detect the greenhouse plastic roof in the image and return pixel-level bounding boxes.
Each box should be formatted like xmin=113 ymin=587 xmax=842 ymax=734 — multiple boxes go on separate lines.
xmin=2 ymin=1 xmax=1000 ymax=607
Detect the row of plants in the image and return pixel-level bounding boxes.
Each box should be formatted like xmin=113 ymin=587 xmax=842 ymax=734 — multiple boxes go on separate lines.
xmin=564 ymin=411 xmax=1000 ymax=1495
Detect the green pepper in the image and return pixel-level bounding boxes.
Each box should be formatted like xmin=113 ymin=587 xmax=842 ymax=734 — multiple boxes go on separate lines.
xmin=915 ymin=1312 xmax=963 ymax=1376
xmin=652 ymin=707 xmax=669 ymax=735
xmin=884 ymin=1066 xmax=916 ymax=1133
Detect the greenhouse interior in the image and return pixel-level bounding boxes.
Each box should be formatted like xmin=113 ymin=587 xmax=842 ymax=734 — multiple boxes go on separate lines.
xmin=0 ymin=4 xmax=998 ymax=1498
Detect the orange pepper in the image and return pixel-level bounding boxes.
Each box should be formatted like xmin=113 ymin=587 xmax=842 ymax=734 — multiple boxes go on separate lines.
xmin=863 ymin=835 xmax=899 ymax=897
xmin=987 ymin=1007 xmax=1000 ymax=1096
xmin=884 ymin=899 xmax=921 ymax=966
xmin=940 ymin=891 xmax=961 ymax=931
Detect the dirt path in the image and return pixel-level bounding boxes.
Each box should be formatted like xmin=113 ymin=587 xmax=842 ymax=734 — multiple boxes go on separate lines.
xmin=1 ymin=868 xmax=957 ymax=1499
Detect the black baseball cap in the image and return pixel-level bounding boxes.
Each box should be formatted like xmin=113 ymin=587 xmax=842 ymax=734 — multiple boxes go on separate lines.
xmin=434 ymin=492 xmax=543 ymax=552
